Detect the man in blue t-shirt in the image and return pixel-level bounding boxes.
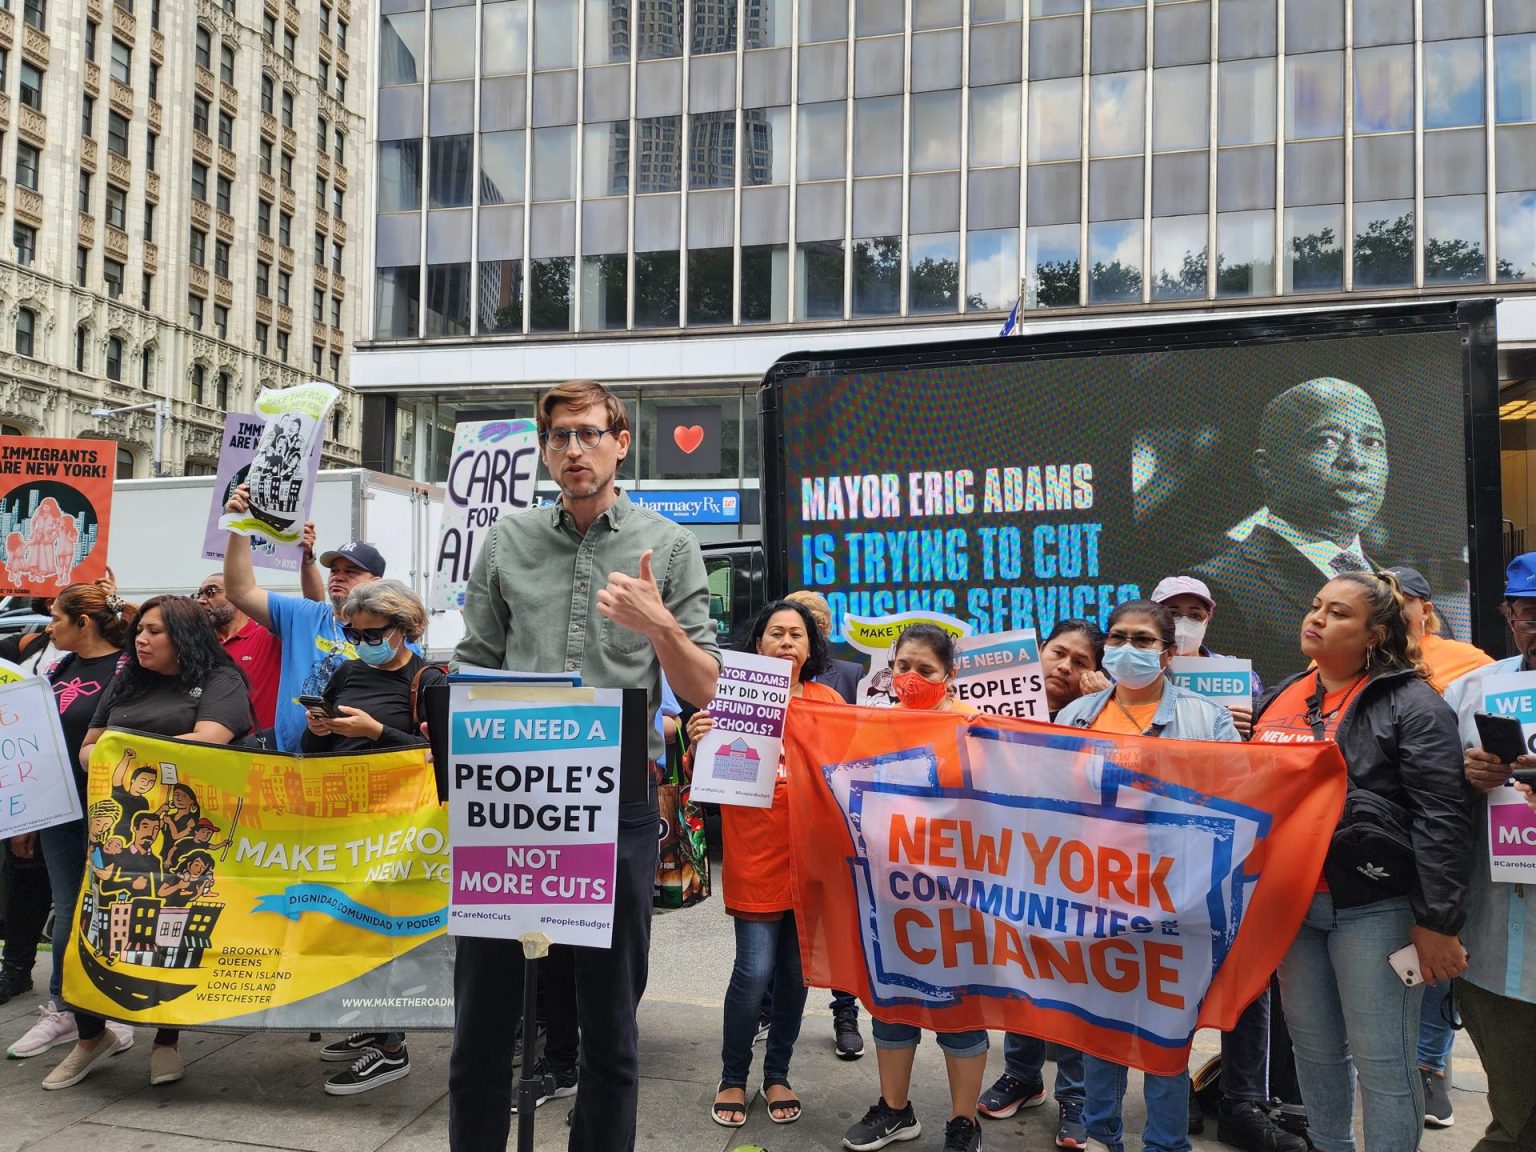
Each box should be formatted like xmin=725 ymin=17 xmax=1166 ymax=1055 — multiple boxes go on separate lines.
xmin=222 ymin=483 xmax=388 ymax=751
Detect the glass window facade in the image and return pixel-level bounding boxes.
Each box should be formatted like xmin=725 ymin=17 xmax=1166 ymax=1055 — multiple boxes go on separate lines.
xmin=367 ymin=0 xmax=1536 ymax=337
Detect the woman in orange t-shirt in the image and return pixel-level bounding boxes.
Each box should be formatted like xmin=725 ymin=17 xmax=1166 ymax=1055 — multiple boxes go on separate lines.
xmin=685 ymin=599 xmax=841 ymax=1130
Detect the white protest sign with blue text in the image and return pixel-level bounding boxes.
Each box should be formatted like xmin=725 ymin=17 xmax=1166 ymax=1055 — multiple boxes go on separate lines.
xmin=1479 ymin=671 xmax=1536 ymax=883
xmin=1169 ymin=657 xmax=1254 ymax=711
xmin=0 ymin=676 xmax=81 ymax=837
xmin=952 ymin=629 xmax=1048 ymax=719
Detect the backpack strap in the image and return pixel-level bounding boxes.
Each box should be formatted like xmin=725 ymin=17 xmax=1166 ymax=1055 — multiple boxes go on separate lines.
xmin=410 ymin=663 xmax=449 ymax=730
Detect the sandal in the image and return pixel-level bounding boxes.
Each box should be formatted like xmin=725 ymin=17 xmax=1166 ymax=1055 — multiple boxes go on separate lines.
xmin=760 ymin=1078 xmax=802 ymax=1124
xmin=711 ymin=1082 xmax=748 ymax=1128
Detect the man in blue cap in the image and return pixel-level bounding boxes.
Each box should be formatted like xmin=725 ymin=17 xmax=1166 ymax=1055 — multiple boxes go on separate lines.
xmin=1441 ymin=551 xmax=1536 ymax=1151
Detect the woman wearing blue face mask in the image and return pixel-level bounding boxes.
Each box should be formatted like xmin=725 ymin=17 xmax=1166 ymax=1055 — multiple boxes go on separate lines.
xmin=1053 ymin=600 xmax=1238 ymax=1152
xmin=301 ymin=579 xmax=443 ymax=756
xmin=301 ymin=579 xmax=442 ymax=1096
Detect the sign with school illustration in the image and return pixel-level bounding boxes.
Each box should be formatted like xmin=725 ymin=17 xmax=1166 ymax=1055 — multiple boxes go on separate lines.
xmin=846 ymin=611 xmax=974 ymax=706
xmin=0 ymin=437 xmax=115 ymax=597
xmin=448 ymin=682 xmax=622 ymax=947
xmin=430 ymin=419 xmax=539 ymax=610
xmin=62 ymin=730 xmax=453 ymax=1030
xmin=1478 ymin=671 xmax=1536 ymax=882
xmin=202 ymin=412 xmax=323 ymax=572
xmin=784 ymin=700 xmax=1346 ymax=1075
xmin=0 ymin=675 xmax=81 ymax=838
xmin=952 ymin=629 xmax=1048 ymax=719
xmin=1169 ymin=657 xmax=1254 ymax=710
xmin=218 ymin=382 xmax=340 ymax=547
xmin=686 ymin=651 xmax=794 ymax=808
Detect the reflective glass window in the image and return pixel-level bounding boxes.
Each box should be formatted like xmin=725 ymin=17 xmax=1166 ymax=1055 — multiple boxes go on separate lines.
xmin=1025 ymin=222 xmax=1080 ymax=306
xmin=691 ymin=112 xmax=735 ymax=189
xmin=1285 ymin=52 xmax=1344 ymax=139
xmin=380 ymin=13 xmax=424 ymax=85
xmin=480 ymin=131 xmax=525 ymax=204
xmin=800 ymin=0 xmax=847 ymax=43
xmin=637 ymin=0 xmax=684 ymax=59
xmin=532 ymin=126 xmax=578 ymax=200
xmin=741 ymin=243 xmax=790 ymax=321
xmin=692 ymin=0 xmax=737 ymax=53
xmin=853 ymin=236 xmax=901 ymax=316
xmin=1353 ymin=45 xmax=1413 ymax=133
xmin=856 ymin=0 xmax=903 ymax=36
xmin=973 ymin=0 xmax=1023 ymax=20
xmin=744 ymin=0 xmax=791 ymax=47
xmin=1153 ymin=65 xmax=1209 ymax=152
xmin=1088 ymin=219 xmax=1143 ymax=302
xmin=425 ymin=263 xmax=471 ymax=336
xmin=429 ymin=135 xmax=474 ymax=208
xmin=375 ymin=266 xmax=421 ymax=337
xmin=1220 ymin=58 xmax=1277 ymax=145
xmin=970 ymin=86 xmax=1021 ymax=167
xmin=1091 ymin=72 xmax=1145 ymax=157
xmin=482 ymin=2 xmax=529 ymax=75
xmin=1424 ymin=194 xmax=1488 ymax=283
xmin=584 ymin=121 xmax=630 ymax=198
xmin=798 ymin=102 xmax=847 ymax=181
xmin=530 ymin=256 xmax=575 ymax=330
xmin=479 ymin=259 xmax=524 ymax=332
xmin=796 ymin=239 xmax=845 ymax=318
xmin=1425 ymin=39 xmax=1486 ymax=129
xmin=432 ymin=8 xmax=477 ymax=79
xmin=743 ymin=107 xmax=790 ymax=185
xmin=1495 ymin=34 xmax=1536 ymax=123
xmin=1497 ymin=191 xmax=1536 ymax=281
xmin=580 ymin=253 xmax=627 ymax=329
xmin=635 ymin=116 xmax=682 ymax=194
xmin=535 ymin=0 xmax=577 ymax=68
xmin=1353 ymin=198 xmax=1414 ymax=286
xmin=688 ymin=247 xmax=734 ymax=324
xmin=380 ymin=139 xmax=424 ymax=212
xmin=911 ymin=91 xmax=962 ymax=172
xmin=908 ymin=231 xmax=961 ymax=313
xmin=1283 ymin=203 xmax=1343 ymax=290
xmin=1216 ymin=208 xmax=1275 ymax=295
xmin=967 ymin=227 xmax=1019 ymax=310
xmin=635 ymin=250 xmax=681 ymax=325
xmin=1150 ymin=214 xmax=1207 ymax=299
xmin=855 ymin=96 xmax=903 ymax=177
xmin=1029 ymin=77 xmax=1082 ymax=162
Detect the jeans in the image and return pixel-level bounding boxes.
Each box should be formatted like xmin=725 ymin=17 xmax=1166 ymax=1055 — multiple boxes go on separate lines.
xmin=1269 ymin=974 xmax=1302 ymax=1107
xmin=1415 ymin=980 xmax=1456 ymax=1074
xmin=1455 ymin=977 xmax=1536 ymax=1150
xmin=870 ymin=1018 xmax=988 ymax=1058
xmin=720 ymin=913 xmax=806 ymax=1088
xmin=1002 ymin=1033 xmax=1085 ymax=1103
xmin=1082 ymin=1054 xmax=1192 ymax=1152
xmin=1275 ymin=893 xmax=1423 ymax=1152
xmin=449 ymin=819 xmax=656 ymax=1152
xmin=1221 ymin=990 xmax=1271 ymax=1104
xmin=38 ymin=819 xmax=86 ymax=1001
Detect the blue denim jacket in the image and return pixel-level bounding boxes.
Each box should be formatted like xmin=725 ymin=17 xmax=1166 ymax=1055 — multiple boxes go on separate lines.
xmin=1054 ymin=679 xmax=1241 ymax=743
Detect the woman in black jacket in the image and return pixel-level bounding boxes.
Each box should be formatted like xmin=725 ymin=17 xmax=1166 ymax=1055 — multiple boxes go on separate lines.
xmin=1250 ymin=570 xmax=1473 ymax=1152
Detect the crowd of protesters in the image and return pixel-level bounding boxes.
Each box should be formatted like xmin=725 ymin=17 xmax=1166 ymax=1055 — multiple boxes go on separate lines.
xmin=0 ymin=378 xmax=1532 ymax=1152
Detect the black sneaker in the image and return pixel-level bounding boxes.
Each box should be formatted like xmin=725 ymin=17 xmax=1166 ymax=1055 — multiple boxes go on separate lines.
xmin=844 ymin=1097 xmax=922 ymax=1150
xmin=323 ymin=1045 xmax=411 ymax=1095
xmin=833 ymin=1005 xmax=865 ymax=1060
xmin=1189 ymin=1084 xmax=1206 ymax=1135
xmin=754 ymin=1011 xmax=772 ymax=1043
xmin=1056 ymin=1099 xmax=1088 ymax=1149
xmin=510 ymin=1059 xmax=578 ymax=1112
xmin=977 ymin=1072 xmax=1046 ymax=1119
xmin=945 ymin=1115 xmax=984 ymax=1152
xmin=1422 ymin=1068 xmax=1454 ymax=1128
xmin=319 ymin=1033 xmax=394 ymax=1062
xmin=0 ymin=967 xmax=34 ymax=1005
xmin=1218 ymin=1099 xmax=1308 ymax=1152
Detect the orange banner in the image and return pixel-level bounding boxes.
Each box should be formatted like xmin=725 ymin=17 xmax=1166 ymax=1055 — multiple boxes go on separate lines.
xmin=0 ymin=436 xmax=115 ymax=597
xmin=785 ymin=700 xmax=1346 ymax=1076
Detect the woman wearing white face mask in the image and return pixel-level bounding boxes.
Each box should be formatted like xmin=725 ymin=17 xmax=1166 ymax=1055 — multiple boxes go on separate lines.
xmin=1054 ymin=601 xmax=1239 ymax=1152
xmin=1149 ymin=576 xmax=1261 ymax=740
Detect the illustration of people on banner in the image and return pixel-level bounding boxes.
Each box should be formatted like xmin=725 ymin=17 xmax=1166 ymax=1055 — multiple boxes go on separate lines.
xmin=218 ymin=383 xmax=340 ymax=546
xmin=63 ymin=730 xmax=453 ymax=1031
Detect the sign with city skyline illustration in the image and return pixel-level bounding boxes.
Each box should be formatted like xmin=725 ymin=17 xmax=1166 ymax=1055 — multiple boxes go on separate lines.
xmin=0 ymin=437 xmax=115 ymax=597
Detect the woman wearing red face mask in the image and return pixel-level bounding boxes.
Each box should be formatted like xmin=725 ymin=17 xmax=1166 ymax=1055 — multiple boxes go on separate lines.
xmin=842 ymin=625 xmax=989 ymax=1152
xmin=687 ymin=600 xmax=842 ymax=1130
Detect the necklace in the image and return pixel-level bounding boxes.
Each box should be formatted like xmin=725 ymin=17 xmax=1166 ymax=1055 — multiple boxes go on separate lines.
xmin=1314 ymin=671 xmax=1367 ymax=721
xmin=1110 ymin=687 xmax=1159 ymax=732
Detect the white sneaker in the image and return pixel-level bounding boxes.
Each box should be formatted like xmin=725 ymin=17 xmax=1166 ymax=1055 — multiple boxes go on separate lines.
xmin=105 ymin=1021 xmax=135 ymax=1053
xmin=7 ymin=1001 xmax=79 ymax=1059
xmin=41 ymin=1032 xmax=123 ymax=1090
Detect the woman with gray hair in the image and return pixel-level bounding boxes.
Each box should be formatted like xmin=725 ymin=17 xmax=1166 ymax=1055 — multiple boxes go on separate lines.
xmin=301 ymin=579 xmax=444 ymax=1096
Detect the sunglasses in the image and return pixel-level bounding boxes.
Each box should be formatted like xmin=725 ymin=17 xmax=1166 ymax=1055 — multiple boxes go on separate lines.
xmin=342 ymin=624 xmax=398 ymax=645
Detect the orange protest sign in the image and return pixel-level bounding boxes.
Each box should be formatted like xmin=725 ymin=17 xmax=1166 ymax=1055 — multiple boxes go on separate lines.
xmin=785 ymin=700 xmax=1346 ymax=1077
xmin=0 ymin=437 xmax=115 ymax=597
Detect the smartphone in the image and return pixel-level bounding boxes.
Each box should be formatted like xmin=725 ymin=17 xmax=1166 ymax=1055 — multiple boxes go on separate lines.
xmin=1387 ymin=943 xmax=1424 ymax=988
xmin=1475 ymin=711 xmax=1528 ymax=765
xmin=1513 ymin=765 xmax=1536 ymax=787
xmin=298 ymin=694 xmax=336 ymax=717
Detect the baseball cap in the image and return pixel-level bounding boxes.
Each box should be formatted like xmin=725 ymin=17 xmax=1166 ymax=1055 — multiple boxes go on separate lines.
xmin=319 ymin=541 xmax=386 ymax=577
xmin=1506 ymin=552 xmax=1536 ymax=599
xmin=1384 ymin=566 xmax=1432 ymax=600
xmin=195 ymin=818 xmax=220 ymax=832
xmin=1150 ymin=576 xmax=1215 ymax=609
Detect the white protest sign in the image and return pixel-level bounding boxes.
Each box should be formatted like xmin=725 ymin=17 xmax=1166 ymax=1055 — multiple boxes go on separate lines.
xmin=687 ymin=651 xmax=793 ymax=808
xmin=0 ymin=676 xmax=82 ymax=837
xmin=1170 ymin=656 xmax=1254 ymax=710
xmin=218 ymin=382 xmax=340 ymax=545
xmin=1479 ymin=671 xmax=1536 ymax=883
xmin=448 ymin=682 xmax=622 ymax=947
xmin=845 ymin=611 xmax=973 ymax=706
xmin=431 ymin=419 xmax=539 ymax=610
xmin=951 ymin=629 xmax=1048 ymax=719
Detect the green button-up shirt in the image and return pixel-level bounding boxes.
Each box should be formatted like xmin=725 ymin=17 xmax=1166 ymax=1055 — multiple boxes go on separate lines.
xmin=452 ymin=491 xmax=720 ymax=763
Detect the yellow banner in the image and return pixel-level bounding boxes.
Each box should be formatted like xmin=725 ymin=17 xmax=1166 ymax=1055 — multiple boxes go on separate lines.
xmin=62 ymin=729 xmax=453 ymax=1030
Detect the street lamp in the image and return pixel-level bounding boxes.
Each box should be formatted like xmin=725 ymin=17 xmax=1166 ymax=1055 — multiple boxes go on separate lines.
xmin=90 ymin=400 xmax=170 ymax=477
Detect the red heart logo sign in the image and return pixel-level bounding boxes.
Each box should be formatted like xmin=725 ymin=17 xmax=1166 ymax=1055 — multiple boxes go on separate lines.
xmin=673 ymin=425 xmax=705 ymax=454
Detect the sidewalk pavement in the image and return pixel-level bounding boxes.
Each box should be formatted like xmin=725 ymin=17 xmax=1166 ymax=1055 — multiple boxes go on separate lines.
xmin=1 ymin=894 xmax=1494 ymax=1152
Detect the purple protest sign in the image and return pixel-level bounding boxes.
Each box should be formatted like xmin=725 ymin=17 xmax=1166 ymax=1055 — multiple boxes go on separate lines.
xmin=687 ymin=651 xmax=794 ymax=808
xmin=201 ymin=412 xmax=321 ymax=573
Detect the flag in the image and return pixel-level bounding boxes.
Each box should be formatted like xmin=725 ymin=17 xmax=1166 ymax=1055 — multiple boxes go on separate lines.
xmin=999 ymin=297 xmax=1021 ymax=337
xmin=785 ymin=701 xmax=1345 ymax=1076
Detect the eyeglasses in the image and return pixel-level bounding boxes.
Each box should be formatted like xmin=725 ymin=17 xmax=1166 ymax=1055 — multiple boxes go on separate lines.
xmin=540 ymin=426 xmax=613 ymax=451
xmin=342 ymin=624 xmax=397 ymax=645
xmin=1509 ymin=618 xmax=1536 ymax=634
xmin=194 ymin=585 xmax=223 ymax=600
xmin=1104 ymin=631 xmax=1167 ymax=650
